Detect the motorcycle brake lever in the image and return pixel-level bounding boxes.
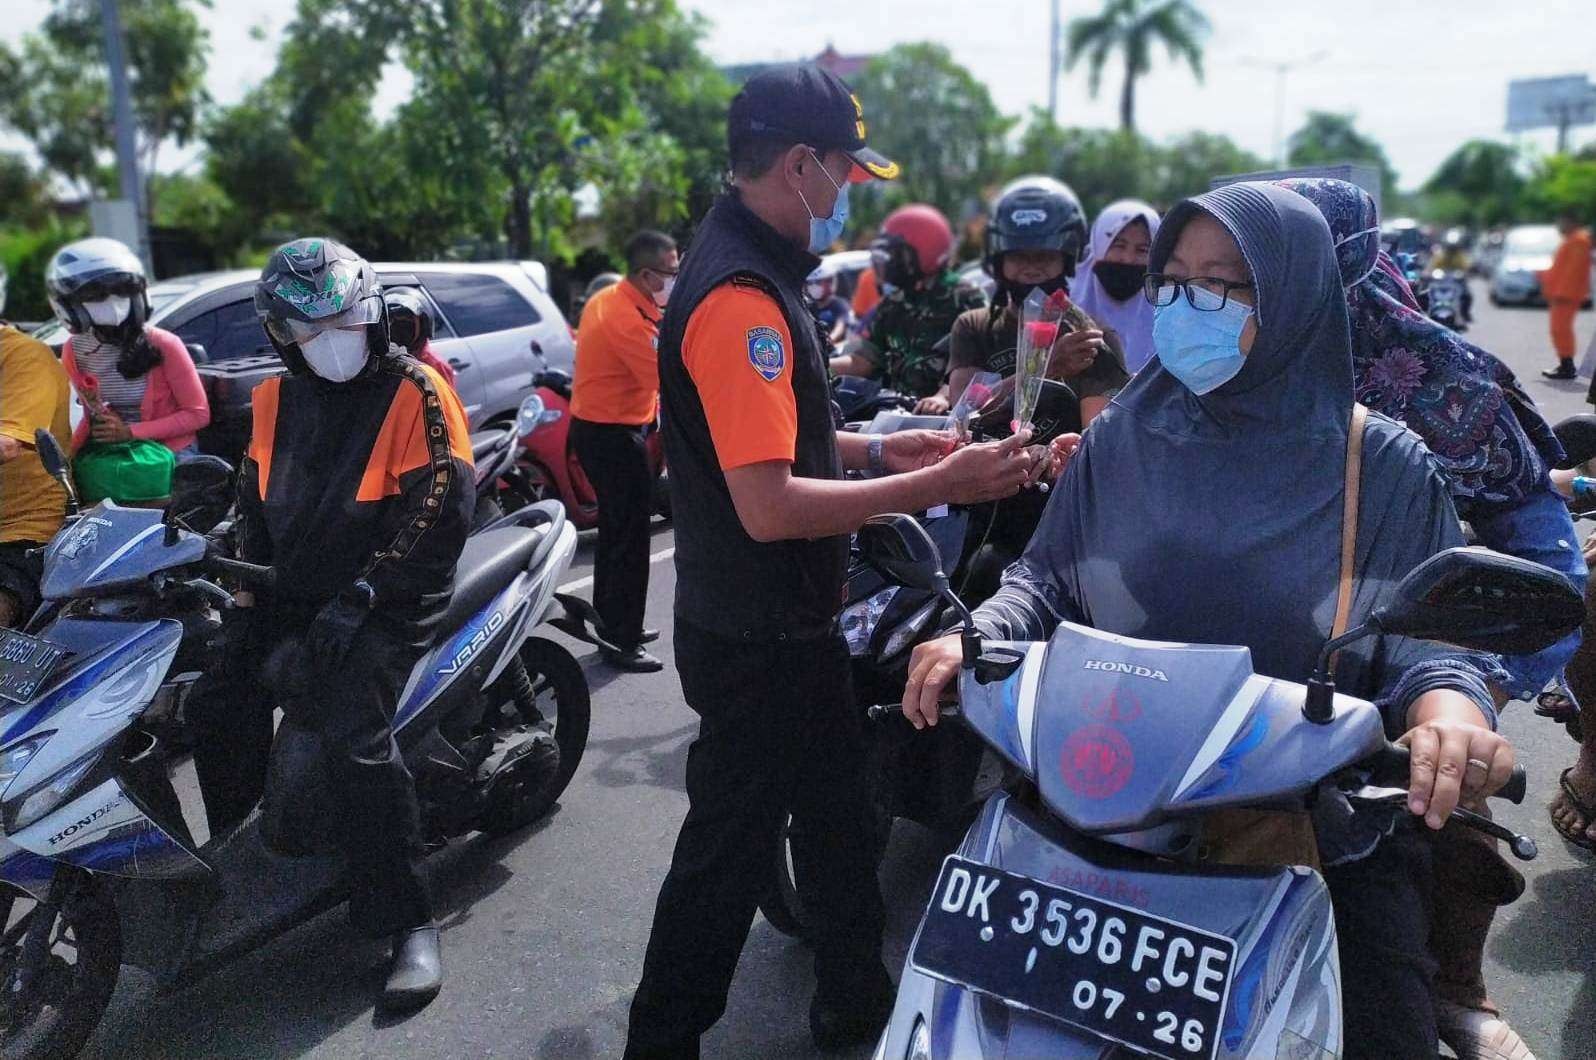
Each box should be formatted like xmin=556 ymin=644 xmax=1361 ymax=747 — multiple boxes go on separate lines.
xmin=866 ymin=702 xmax=962 ymax=723
xmin=1346 ymin=786 xmax=1538 ymax=861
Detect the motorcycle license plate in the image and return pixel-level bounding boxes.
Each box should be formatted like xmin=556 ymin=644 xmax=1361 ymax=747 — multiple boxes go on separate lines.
xmin=0 ymin=629 xmax=68 ymax=705
xmin=911 ymin=857 xmax=1235 ymax=1060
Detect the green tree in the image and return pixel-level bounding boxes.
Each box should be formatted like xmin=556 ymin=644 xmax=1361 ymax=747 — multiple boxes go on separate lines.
xmin=1525 ymin=155 xmax=1596 ymax=225
xmin=1063 ymin=0 xmax=1209 ymax=133
xmin=1151 ymin=130 xmax=1266 ymax=207
xmin=0 ymin=0 xmax=211 ymax=200
xmin=1005 ymin=111 xmax=1153 ymax=220
xmin=1286 ymin=111 xmax=1398 ymax=202
xmin=1422 ymin=140 xmax=1524 ymax=227
xmin=851 ymin=43 xmax=1013 ymax=223
xmin=0 ymin=153 xmax=50 ymax=228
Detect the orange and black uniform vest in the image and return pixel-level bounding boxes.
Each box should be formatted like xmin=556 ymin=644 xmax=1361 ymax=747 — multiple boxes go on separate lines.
xmin=658 ymin=192 xmax=846 ymax=642
xmin=237 ymin=356 xmax=475 ymax=641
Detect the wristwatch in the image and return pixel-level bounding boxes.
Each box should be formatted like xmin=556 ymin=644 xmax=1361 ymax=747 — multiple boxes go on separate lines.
xmin=867 ymin=434 xmax=886 ymax=475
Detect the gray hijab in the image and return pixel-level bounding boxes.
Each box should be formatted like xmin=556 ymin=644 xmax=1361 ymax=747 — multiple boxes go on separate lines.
xmin=977 ymin=182 xmax=1499 ymax=723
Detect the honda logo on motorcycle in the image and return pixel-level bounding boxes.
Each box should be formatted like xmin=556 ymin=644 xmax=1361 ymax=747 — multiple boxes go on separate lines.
xmin=1083 ymin=659 xmax=1168 ymax=682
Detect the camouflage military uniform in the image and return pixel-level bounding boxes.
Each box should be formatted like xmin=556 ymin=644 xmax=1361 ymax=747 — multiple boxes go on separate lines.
xmin=851 ymin=270 xmax=986 ymax=398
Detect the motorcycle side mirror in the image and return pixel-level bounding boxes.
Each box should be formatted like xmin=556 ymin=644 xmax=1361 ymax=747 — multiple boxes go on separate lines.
xmin=858 ymin=514 xmax=1001 ymax=675
xmin=1553 ymin=414 xmax=1596 ymax=469
xmin=1376 ymin=547 xmax=1584 ymax=654
xmin=168 ymin=456 xmax=235 ymax=537
xmin=33 ymin=429 xmax=78 ymax=516
xmin=1302 ymin=547 xmax=1584 ymax=723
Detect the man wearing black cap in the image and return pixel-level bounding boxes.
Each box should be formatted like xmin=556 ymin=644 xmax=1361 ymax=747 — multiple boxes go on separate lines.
xmin=624 ymin=65 xmax=1040 ymax=1057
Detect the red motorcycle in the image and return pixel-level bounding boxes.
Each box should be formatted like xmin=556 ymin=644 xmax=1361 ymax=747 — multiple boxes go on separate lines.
xmin=517 ymin=349 xmax=667 ymax=531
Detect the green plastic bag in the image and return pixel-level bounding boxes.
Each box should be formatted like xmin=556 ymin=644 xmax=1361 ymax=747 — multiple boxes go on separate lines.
xmin=73 ymin=439 xmax=176 ymax=505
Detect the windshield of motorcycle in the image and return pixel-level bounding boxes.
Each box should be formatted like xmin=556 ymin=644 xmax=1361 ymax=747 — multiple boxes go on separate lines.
xmin=40 ymin=504 xmax=207 ymax=601
xmin=960 ymin=622 xmax=1385 ymax=834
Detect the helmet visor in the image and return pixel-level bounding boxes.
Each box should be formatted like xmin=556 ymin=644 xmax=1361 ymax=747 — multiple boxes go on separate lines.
xmin=264 ymin=293 xmax=382 ymax=347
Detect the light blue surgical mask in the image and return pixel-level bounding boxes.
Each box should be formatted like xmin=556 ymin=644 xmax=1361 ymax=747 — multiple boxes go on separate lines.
xmin=1151 ymin=283 xmax=1253 ymax=395
xmin=798 ymin=150 xmax=850 ymax=255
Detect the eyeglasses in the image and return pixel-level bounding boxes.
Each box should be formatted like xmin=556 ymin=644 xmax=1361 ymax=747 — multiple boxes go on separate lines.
xmin=1143 ymin=273 xmax=1254 ymax=311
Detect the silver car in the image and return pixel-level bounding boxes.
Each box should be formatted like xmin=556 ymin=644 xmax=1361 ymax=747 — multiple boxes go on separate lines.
xmin=1490 ymin=224 xmax=1562 ymax=306
xmin=34 ymin=260 xmax=576 ymax=460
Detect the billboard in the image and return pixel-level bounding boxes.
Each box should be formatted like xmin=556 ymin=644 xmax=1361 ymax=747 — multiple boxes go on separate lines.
xmin=1507 ymin=76 xmax=1596 ymax=133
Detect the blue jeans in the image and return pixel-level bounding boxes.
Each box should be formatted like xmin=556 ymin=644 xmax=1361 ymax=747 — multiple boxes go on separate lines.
xmin=1469 ymin=484 xmax=1589 ymax=699
xmin=173 ymin=443 xmax=202 ymax=464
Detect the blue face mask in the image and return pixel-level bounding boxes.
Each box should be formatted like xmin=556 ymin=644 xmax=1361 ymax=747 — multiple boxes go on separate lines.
xmin=798 ymin=151 xmax=850 ymax=255
xmin=1151 ymin=283 xmax=1253 ymax=395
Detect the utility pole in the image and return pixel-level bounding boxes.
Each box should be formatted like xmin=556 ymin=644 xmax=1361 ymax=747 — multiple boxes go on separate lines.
xmin=99 ymin=0 xmax=151 ymax=271
xmin=1048 ymin=0 xmax=1060 ymax=122
xmin=1242 ymin=51 xmax=1328 ymax=167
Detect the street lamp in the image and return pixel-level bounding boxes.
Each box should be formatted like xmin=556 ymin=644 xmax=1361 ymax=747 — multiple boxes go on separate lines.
xmin=1241 ymin=51 xmax=1329 ymax=167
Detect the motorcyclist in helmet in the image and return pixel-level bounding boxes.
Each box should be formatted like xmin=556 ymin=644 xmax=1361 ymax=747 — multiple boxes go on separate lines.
xmin=948 ymin=177 xmax=1129 ymax=601
xmin=947 ymin=176 xmax=1127 ymax=431
xmin=1429 ymin=231 xmax=1474 ymax=323
xmin=385 ymin=286 xmax=457 ymax=389
xmin=829 ymin=203 xmax=984 ymax=412
xmin=46 ymin=237 xmax=210 ymax=466
xmin=806 ymin=260 xmax=852 ymax=349
xmin=187 ymin=238 xmax=474 ymax=1012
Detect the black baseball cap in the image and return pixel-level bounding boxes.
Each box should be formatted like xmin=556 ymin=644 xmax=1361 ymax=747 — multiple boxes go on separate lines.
xmin=728 ymin=64 xmax=900 ymax=182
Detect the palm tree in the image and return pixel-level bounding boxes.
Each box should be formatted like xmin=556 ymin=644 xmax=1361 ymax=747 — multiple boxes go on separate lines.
xmin=1063 ymin=0 xmax=1210 ymax=133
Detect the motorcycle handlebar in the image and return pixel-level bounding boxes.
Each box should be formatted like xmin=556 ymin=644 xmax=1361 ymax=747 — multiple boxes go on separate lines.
xmin=1363 ymin=742 xmax=1527 ymax=805
xmin=206 ymin=555 xmax=276 ymax=589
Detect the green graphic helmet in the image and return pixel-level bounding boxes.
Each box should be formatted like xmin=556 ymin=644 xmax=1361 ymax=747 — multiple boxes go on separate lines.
xmin=255 ymin=237 xmax=390 ymax=375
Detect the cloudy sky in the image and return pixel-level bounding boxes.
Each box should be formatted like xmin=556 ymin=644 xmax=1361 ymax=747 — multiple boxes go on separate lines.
xmin=4 ymin=0 xmax=1589 ymax=191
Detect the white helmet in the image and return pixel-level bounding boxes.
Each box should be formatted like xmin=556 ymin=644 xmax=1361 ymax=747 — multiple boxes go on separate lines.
xmin=45 ymin=237 xmax=149 ymax=336
xmin=0 ymin=259 xmax=8 ymax=317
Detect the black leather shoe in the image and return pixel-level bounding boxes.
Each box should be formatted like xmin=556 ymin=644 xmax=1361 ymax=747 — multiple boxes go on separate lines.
xmin=810 ymin=971 xmax=895 ymax=1051
xmin=1543 ymin=361 xmax=1577 ymax=380
xmin=639 ymin=628 xmax=661 ymax=645
xmin=379 ymin=924 xmax=443 ymax=1012
xmin=601 ymin=646 xmax=664 ymax=673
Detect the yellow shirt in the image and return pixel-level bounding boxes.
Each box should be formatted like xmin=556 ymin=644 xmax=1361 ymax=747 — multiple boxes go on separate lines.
xmin=0 ymin=326 xmax=72 ymax=544
xmin=570 ymin=279 xmax=662 ymax=426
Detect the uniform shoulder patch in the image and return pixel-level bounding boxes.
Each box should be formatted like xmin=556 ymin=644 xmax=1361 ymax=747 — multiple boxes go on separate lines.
xmin=746 ymin=326 xmax=785 ymax=382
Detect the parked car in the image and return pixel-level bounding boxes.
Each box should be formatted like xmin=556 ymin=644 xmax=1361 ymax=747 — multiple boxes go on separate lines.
xmin=32 ymin=261 xmax=575 ymax=463
xmin=1490 ymin=225 xmax=1566 ymax=307
xmin=1471 ymin=229 xmax=1506 ymax=278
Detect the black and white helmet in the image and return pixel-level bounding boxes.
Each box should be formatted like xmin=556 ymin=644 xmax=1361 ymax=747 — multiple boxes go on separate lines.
xmin=0 ymin=259 xmax=8 ymax=318
xmin=984 ymin=176 xmax=1088 ymax=280
xmin=385 ymin=287 xmax=434 ymax=357
xmin=255 ymin=237 xmax=389 ymax=381
xmin=45 ymin=237 xmax=149 ymax=337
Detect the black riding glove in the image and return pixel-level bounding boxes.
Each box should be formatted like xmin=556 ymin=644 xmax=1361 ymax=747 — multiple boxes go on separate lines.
xmin=307 ymin=579 xmax=375 ymax=673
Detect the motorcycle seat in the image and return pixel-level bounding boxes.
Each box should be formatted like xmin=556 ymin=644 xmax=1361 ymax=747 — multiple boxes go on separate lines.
xmin=471 ymin=428 xmax=512 ymax=464
xmin=441 ymin=526 xmax=547 ymax=630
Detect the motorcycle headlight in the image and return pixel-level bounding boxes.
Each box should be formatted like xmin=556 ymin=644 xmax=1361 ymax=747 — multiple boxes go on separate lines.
xmin=516 ymin=393 xmax=547 ymax=437
xmin=6 ymin=748 xmax=101 ymax=833
xmin=0 ymin=734 xmax=52 ymax=793
xmin=881 ymin=597 xmax=941 ymax=662
xmin=906 ymin=1016 xmax=932 ymax=1060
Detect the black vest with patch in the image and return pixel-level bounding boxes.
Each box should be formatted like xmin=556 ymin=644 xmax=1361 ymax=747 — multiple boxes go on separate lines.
xmin=658 ymin=193 xmax=846 ymax=642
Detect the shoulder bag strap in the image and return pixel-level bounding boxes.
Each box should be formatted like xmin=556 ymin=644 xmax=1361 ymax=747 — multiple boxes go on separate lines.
xmin=1331 ymin=402 xmax=1369 ymax=640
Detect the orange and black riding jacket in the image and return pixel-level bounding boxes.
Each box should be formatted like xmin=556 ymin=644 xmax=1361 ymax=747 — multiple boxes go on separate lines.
xmin=237 ymin=356 xmax=475 ymax=624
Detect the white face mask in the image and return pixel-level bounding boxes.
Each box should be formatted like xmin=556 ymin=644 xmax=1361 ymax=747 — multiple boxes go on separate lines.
xmin=653 ymin=275 xmax=675 ymax=308
xmin=83 ymin=296 xmax=131 ymax=328
xmin=300 ymin=327 xmax=370 ymax=382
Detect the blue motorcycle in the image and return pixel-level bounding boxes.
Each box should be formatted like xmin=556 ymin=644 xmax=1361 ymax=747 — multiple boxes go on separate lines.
xmin=0 ymin=432 xmax=588 ymax=1058
xmin=857 ymin=515 xmax=1577 ymax=1060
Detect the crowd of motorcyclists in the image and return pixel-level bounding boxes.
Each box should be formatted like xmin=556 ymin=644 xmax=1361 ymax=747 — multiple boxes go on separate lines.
xmin=0 ymin=56 xmax=1594 ymax=1060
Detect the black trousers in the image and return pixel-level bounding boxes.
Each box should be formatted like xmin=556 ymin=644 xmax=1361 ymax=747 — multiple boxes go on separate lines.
xmin=625 ymin=623 xmax=887 ymax=1058
xmin=1325 ymin=828 xmax=1437 ymax=1059
xmin=570 ymin=418 xmax=653 ymax=651
xmin=189 ymin=611 xmax=432 ymax=938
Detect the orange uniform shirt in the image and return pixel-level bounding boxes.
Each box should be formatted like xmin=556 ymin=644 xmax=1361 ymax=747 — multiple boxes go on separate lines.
xmin=1541 ymin=228 xmax=1593 ymax=303
xmin=682 ymin=284 xmax=798 ymax=471
xmin=851 ymin=267 xmax=881 ymax=320
xmin=571 ymin=278 xmax=662 ymax=425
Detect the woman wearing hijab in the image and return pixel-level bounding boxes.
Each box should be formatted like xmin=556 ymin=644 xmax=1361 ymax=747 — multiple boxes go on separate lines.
xmin=1283 ymin=176 xmax=1580 ymax=1060
xmin=1070 ymin=199 xmax=1161 ymax=374
xmin=904 ymin=182 xmax=1516 ymax=1058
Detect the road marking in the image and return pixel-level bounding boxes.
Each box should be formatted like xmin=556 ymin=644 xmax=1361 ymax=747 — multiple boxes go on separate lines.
xmin=558 ymin=546 xmax=675 ymax=594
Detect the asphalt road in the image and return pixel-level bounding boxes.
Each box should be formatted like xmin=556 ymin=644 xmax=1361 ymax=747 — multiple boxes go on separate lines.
xmin=82 ymin=288 xmax=1596 ymax=1059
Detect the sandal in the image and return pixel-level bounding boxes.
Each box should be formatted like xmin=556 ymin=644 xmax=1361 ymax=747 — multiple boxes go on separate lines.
xmin=1535 ymin=691 xmax=1584 ymax=742
xmin=1550 ymin=767 xmax=1596 ymax=851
